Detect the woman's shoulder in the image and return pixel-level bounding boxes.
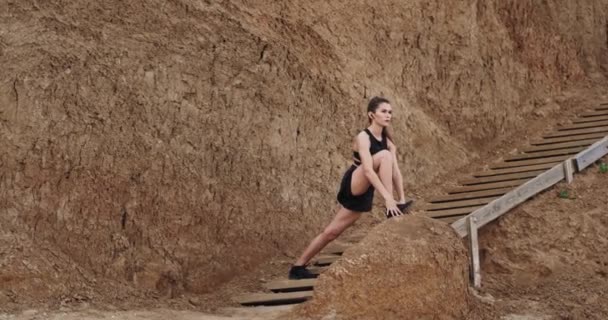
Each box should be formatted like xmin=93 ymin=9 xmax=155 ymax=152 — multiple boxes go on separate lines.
xmin=359 ymin=128 xmax=372 ymax=136
xmin=355 ymin=130 xmax=371 ymax=144
xmin=356 ymin=129 xmax=370 ymax=138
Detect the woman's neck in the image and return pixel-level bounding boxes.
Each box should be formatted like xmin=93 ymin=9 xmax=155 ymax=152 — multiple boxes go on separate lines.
xmin=368 ymin=123 xmax=384 ymax=137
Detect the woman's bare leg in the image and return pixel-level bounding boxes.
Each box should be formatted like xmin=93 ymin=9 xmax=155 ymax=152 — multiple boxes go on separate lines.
xmin=293 ymin=150 xmax=396 ymax=267
xmin=376 ymin=151 xmax=394 ymax=196
xmin=350 ymin=150 xmax=393 ymax=196
xmin=351 ymin=150 xmax=401 ymax=217
xmin=294 ymin=206 xmax=361 ymax=266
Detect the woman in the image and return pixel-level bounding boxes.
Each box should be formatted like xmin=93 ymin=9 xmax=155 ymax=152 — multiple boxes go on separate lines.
xmin=289 ymin=96 xmax=413 ymax=280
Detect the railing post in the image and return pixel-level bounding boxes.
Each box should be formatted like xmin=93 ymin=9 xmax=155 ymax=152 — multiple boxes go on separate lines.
xmin=563 ymin=158 xmax=574 ymax=184
xmin=467 ymin=216 xmax=481 ymax=288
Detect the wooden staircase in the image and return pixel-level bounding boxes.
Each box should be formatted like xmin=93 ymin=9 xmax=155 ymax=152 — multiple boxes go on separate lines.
xmin=236 ymin=251 xmax=342 ymax=305
xmin=235 ymin=103 xmax=608 ymax=306
xmin=428 ymin=104 xmax=608 ymax=225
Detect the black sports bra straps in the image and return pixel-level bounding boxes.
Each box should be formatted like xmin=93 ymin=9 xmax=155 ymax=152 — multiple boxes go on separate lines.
xmin=353 ymin=129 xmax=388 ymax=165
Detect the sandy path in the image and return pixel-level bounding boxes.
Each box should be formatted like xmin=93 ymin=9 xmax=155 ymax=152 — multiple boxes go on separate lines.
xmin=0 ymin=306 xmax=293 ymax=320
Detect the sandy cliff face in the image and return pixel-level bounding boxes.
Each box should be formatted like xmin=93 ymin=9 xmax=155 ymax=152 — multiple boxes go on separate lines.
xmin=0 ymin=0 xmax=607 ymax=302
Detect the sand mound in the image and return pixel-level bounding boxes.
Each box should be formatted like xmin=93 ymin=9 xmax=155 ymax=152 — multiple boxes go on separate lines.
xmin=290 ymin=216 xmax=474 ymax=320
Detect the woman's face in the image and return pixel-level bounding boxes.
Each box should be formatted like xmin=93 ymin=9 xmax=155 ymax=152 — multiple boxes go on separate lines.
xmin=370 ymin=102 xmax=393 ymax=127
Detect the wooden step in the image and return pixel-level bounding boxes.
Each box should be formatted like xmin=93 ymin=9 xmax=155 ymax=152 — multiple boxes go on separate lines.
xmin=314 ymin=255 xmax=340 ymax=266
xmin=425 ymin=197 xmax=499 ymax=211
xmin=340 ymin=234 xmax=365 ymax=243
xmin=472 ymin=163 xmax=556 ymax=177
xmin=531 ymin=133 xmax=608 ymax=145
xmin=445 ymin=179 xmax=527 ymax=194
xmin=522 ymin=139 xmax=598 ymax=152
xmin=435 ymin=215 xmax=466 ymax=224
xmin=490 ymin=155 xmax=569 ymax=169
xmin=557 ymin=120 xmax=608 ymax=130
xmin=580 ymin=110 xmax=608 ymax=117
xmin=426 ymin=205 xmax=484 ymax=218
xmin=543 ymin=126 xmax=608 ymax=138
xmin=460 ymin=170 xmax=545 ymax=185
xmin=265 ymin=279 xmax=317 ymax=293
xmin=504 ymin=147 xmax=584 ymax=161
xmin=428 ymin=187 xmax=514 ymax=203
xmin=597 ymin=104 xmax=608 ymax=110
xmin=573 ymin=115 xmax=608 ymax=123
xmin=322 ymin=244 xmax=349 ymax=255
xmin=237 ymin=291 xmax=313 ymax=306
xmin=308 ymin=266 xmax=327 ymax=275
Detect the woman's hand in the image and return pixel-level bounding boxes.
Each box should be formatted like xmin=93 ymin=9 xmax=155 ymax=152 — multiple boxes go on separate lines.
xmin=385 ymin=198 xmax=403 ymax=218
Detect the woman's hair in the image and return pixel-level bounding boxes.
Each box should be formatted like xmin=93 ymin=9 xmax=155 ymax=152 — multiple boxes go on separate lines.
xmin=367 ymin=96 xmax=394 ymax=142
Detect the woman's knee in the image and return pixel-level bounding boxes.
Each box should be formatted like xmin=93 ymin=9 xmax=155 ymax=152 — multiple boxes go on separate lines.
xmin=372 ymin=150 xmax=392 ymax=167
xmin=377 ymin=150 xmax=393 ymax=166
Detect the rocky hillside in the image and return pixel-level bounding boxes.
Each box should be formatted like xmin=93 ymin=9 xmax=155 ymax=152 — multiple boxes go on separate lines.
xmin=0 ymin=0 xmax=607 ymax=305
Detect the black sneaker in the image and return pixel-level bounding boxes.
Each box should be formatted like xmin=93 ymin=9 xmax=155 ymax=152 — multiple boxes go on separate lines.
xmin=288 ymin=265 xmax=317 ymax=280
xmin=397 ymin=200 xmax=414 ymax=213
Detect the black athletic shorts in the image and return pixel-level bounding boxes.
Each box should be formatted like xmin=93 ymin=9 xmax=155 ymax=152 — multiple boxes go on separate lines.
xmin=337 ymin=165 xmax=374 ymax=212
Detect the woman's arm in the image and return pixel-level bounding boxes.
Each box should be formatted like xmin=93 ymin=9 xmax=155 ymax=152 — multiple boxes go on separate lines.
xmin=388 ymin=140 xmax=406 ymax=203
xmin=356 ymin=132 xmax=399 ymax=213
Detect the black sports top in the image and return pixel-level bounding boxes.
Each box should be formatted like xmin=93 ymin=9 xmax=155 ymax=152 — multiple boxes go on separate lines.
xmin=353 ymin=129 xmax=388 ymax=166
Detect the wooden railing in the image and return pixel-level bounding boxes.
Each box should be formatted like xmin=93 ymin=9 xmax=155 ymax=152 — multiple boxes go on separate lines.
xmin=451 ymin=136 xmax=608 ymax=287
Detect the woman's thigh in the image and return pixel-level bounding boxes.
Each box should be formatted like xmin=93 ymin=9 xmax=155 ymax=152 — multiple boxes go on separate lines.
xmin=325 ymin=206 xmax=362 ymax=235
xmin=350 ymin=150 xmax=391 ymax=196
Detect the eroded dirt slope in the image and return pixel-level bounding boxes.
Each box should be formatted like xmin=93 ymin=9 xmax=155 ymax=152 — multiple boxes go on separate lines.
xmin=1 ymin=0 xmax=607 ymax=310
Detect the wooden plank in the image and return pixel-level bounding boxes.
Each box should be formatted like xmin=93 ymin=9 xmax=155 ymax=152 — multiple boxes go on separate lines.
xmin=472 ymin=163 xmax=556 ymax=177
xmin=574 ymin=137 xmax=608 ymax=171
xmin=314 ymin=255 xmax=340 ymax=266
xmin=460 ymin=170 xmax=545 ymax=185
xmin=322 ymin=244 xmax=349 ymax=255
xmin=573 ymin=115 xmax=608 ymax=123
xmin=523 ymin=139 xmax=598 ymax=152
xmin=265 ymin=279 xmax=316 ymax=293
xmin=490 ymin=155 xmax=569 ymax=169
xmin=580 ymin=110 xmax=608 ymax=117
xmin=428 ymin=187 xmax=513 ymax=203
xmin=543 ymin=126 xmax=608 ymax=138
xmin=504 ymin=146 xmax=585 ymax=161
xmin=435 ymin=215 xmax=467 ymax=224
xmin=237 ymin=291 xmax=313 ymax=306
xmin=558 ymin=120 xmax=608 ymax=130
xmin=451 ymin=163 xmax=565 ymax=237
xmin=425 ymin=196 xmax=499 ymax=210
xmin=340 ymin=234 xmax=365 ymax=243
xmin=307 ymin=266 xmax=327 ymax=275
xmin=467 ymin=216 xmax=481 ymax=288
xmin=595 ymin=104 xmax=608 ymax=110
xmin=446 ymin=179 xmax=527 ymax=194
xmin=531 ymin=133 xmax=607 ymax=145
xmin=426 ymin=205 xmax=484 ymax=218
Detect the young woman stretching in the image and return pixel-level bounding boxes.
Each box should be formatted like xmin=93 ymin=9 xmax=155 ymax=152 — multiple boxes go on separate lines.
xmin=289 ymin=96 xmax=413 ymax=280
